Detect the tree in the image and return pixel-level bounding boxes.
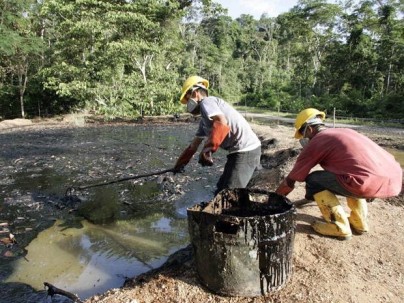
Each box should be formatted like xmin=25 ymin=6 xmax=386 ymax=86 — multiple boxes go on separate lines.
xmin=277 ymin=1 xmax=342 ymax=100
xmin=0 ymin=0 xmax=402 ymax=120
xmin=0 ymin=0 xmax=43 ymax=118
xmin=40 ymin=0 xmax=186 ymax=117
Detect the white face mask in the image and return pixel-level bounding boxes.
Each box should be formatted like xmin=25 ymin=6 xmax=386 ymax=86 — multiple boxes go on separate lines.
xmin=299 ymin=138 xmax=310 ymax=147
xmin=299 ymin=124 xmax=310 ymax=147
xmin=186 ymin=98 xmax=200 ymax=115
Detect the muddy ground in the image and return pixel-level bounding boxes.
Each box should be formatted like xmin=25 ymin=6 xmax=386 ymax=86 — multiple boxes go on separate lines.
xmin=1 ymin=116 xmax=403 ymax=303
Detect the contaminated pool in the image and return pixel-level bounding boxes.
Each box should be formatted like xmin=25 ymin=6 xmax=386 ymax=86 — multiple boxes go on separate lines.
xmin=0 ymin=123 xmax=223 ymax=302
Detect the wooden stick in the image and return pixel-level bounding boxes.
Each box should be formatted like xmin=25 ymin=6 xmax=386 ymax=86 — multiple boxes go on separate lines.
xmin=293 ymin=198 xmax=313 ymax=208
xmin=66 ymin=167 xmax=174 ymax=195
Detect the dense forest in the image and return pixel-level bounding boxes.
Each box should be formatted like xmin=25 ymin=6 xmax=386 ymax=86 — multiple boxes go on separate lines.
xmin=0 ymin=0 xmax=403 ymax=121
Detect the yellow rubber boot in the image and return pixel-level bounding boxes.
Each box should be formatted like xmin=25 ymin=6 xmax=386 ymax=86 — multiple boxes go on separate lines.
xmin=347 ymin=197 xmax=369 ymax=234
xmin=312 ymin=190 xmax=352 ymax=240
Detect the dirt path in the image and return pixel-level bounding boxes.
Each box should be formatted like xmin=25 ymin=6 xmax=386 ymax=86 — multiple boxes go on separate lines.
xmin=80 ymin=122 xmax=403 ymax=303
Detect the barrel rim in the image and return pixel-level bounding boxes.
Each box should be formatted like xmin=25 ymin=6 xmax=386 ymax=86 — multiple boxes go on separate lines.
xmin=186 ymin=188 xmax=296 ymax=219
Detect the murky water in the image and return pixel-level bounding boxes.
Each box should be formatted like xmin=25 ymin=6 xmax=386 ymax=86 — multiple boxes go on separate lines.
xmin=0 ymin=124 xmax=223 ymax=302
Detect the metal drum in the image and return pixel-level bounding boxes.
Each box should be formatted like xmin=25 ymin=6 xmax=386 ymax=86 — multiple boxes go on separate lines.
xmin=187 ymin=188 xmax=296 ymax=297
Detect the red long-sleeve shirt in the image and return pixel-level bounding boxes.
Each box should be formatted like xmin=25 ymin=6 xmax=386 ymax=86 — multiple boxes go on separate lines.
xmin=287 ymin=128 xmax=402 ymax=198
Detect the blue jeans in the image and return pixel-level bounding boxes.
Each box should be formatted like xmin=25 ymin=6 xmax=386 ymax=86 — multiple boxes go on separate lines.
xmin=215 ymin=146 xmax=261 ymax=195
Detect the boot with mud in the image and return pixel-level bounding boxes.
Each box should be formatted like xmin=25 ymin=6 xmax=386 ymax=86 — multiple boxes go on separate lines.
xmin=312 ymin=190 xmax=352 ymax=240
xmin=347 ymin=197 xmax=369 ymax=234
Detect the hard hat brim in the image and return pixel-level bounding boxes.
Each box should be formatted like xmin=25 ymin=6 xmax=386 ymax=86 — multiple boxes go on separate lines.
xmin=294 ymin=130 xmax=303 ymax=139
xmin=180 ymin=90 xmax=189 ymax=104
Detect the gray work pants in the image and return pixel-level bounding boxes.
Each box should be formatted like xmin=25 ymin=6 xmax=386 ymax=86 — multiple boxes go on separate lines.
xmin=215 ymin=146 xmax=261 ymax=195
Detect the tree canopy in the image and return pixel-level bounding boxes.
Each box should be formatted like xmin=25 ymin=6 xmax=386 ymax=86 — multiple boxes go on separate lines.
xmin=0 ymin=0 xmax=403 ymax=120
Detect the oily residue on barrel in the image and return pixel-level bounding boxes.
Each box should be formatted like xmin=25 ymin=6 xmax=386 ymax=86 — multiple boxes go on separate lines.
xmin=187 ymin=188 xmax=296 ymax=296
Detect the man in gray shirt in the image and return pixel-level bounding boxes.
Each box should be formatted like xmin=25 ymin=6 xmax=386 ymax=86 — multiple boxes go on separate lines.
xmin=174 ymin=75 xmax=261 ymax=194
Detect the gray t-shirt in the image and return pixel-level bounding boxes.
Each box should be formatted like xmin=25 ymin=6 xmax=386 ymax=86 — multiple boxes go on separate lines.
xmin=195 ymin=96 xmax=261 ymax=153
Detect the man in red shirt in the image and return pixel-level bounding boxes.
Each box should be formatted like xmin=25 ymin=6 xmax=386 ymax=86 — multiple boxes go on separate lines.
xmin=276 ymin=108 xmax=402 ymax=240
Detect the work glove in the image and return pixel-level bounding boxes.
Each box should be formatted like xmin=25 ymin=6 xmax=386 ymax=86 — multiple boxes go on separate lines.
xmin=275 ymin=178 xmax=295 ymax=196
xmin=198 ymin=151 xmax=213 ymax=167
xmin=198 ymin=121 xmax=230 ymax=167
xmin=173 ymin=145 xmax=197 ymax=173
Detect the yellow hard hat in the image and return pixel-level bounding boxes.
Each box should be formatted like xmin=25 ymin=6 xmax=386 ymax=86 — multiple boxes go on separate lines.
xmin=180 ymin=76 xmax=209 ymax=104
xmin=294 ymin=108 xmax=326 ymax=139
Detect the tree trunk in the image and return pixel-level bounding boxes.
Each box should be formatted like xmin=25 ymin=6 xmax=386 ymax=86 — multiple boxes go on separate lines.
xmin=18 ymin=65 xmax=28 ymax=118
xmin=134 ymin=54 xmax=154 ymax=83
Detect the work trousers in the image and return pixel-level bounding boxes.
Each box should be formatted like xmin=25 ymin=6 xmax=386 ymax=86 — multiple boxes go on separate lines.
xmin=305 ymin=170 xmax=355 ymax=200
xmin=215 ymin=146 xmax=261 ymax=195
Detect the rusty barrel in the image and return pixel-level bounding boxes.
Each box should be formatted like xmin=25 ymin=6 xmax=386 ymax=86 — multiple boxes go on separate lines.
xmin=187 ymin=188 xmax=296 ymax=297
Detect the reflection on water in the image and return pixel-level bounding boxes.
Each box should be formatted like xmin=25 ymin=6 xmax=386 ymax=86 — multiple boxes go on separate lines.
xmin=0 ymin=124 xmax=221 ymax=301
xmin=5 ymin=217 xmax=188 ymax=299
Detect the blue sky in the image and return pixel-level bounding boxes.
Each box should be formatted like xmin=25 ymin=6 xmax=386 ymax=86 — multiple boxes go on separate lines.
xmin=213 ymin=0 xmax=300 ymax=19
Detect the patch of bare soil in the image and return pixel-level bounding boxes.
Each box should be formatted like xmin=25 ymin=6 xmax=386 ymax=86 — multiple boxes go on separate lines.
xmin=80 ymin=122 xmax=403 ymax=303
xmin=0 ymin=118 xmax=33 ymax=129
